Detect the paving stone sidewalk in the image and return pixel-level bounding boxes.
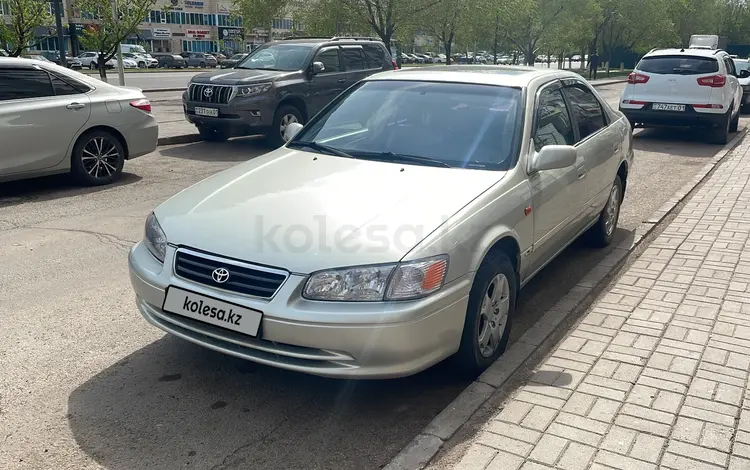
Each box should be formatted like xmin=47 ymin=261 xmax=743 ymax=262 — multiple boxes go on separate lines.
xmin=448 ymin=139 xmax=750 ymax=469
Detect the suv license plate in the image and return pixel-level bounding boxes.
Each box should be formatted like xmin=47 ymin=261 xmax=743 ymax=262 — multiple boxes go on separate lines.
xmin=653 ymin=103 xmax=686 ymax=112
xmin=195 ymin=106 xmax=219 ymax=117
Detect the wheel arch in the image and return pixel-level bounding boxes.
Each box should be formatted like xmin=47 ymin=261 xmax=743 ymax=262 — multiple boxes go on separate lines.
xmin=278 ymin=95 xmax=309 ymax=121
xmin=617 ymin=159 xmax=628 ymax=200
xmin=72 ymin=126 xmax=130 ymax=160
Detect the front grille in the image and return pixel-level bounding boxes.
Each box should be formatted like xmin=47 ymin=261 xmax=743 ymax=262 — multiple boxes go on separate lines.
xmin=188 ymin=84 xmax=233 ymax=104
xmin=174 ymin=249 xmax=288 ymax=299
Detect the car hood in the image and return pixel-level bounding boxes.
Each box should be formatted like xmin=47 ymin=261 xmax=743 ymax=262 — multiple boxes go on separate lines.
xmin=155 ymin=149 xmax=505 ymax=274
xmin=190 ymin=68 xmax=297 ymax=85
xmin=740 ymin=76 xmax=750 ymax=86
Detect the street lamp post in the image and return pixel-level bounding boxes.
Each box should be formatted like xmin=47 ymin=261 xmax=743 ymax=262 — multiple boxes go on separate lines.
xmin=53 ymin=0 xmax=66 ymax=68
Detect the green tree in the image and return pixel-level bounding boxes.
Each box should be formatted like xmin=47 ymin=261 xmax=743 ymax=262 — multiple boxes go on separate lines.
xmin=76 ymin=0 xmax=155 ymax=79
xmin=492 ymin=0 xmax=565 ymax=65
xmin=294 ymin=0 xmax=369 ymax=37
xmin=232 ymin=0 xmax=289 ymax=41
xmin=336 ymin=0 xmax=442 ymax=46
xmin=0 ymin=0 xmax=53 ymax=56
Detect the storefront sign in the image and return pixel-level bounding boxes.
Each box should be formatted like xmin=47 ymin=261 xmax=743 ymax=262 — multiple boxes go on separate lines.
xmin=219 ymin=27 xmax=244 ymax=40
xmin=186 ymin=29 xmax=211 ymax=39
xmin=153 ymin=28 xmax=172 ymax=39
xmin=184 ymin=0 xmax=204 ymax=8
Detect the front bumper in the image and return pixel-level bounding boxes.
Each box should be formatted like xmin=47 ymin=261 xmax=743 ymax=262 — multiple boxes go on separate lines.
xmin=620 ymin=105 xmax=726 ymax=127
xmin=183 ymin=92 xmax=276 ymax=137
xmin=128 ymin=242 xmax=471 ymax=379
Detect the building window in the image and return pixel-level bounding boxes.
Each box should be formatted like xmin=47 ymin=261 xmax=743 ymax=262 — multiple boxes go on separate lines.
xmin=182 ymin=40 xmax=217 ymax=53
xmin=0 ymin=1 xmax=11 ymax=15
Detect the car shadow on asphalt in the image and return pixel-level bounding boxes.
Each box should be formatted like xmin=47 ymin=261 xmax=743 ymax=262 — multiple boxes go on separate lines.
xmin=632 ymin=126 xmax=740 ymax=158
xmin=159 ymin=137 xmax=273 ymax=162
xmin=65 ymin=228 xmax=633 ymax=470
xmin=0 ymin=172 xmax=142 ymax=210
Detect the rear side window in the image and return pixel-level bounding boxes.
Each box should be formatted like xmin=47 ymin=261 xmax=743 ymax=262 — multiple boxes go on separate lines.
xmin=637 ymin=55 xmax=719 ymax=75
xmin=0 ymin=69 xmax=54 ymax=101
xmin=363 ymin=45 xmax=385 ymax=69
xmin=565 ymin=85 xmax=606 ymax=141
xmin=342 ymin=46 xmax=366 ymax=71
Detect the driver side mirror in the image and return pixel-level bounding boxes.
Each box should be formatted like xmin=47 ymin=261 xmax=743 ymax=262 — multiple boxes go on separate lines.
xmin=531 ymin=145 xmax=577 ymax=172
xmin=283 ymin=122 xmax=304 ymax=142
xmin=740 ymin=69 xmax=750 ymax=78
xmin=312 ymin=61 xmax=325 ymax=75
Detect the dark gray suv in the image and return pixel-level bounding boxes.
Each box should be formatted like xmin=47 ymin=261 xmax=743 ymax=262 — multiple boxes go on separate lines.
xmin=182 ymin=37 xmax=396 ymax=146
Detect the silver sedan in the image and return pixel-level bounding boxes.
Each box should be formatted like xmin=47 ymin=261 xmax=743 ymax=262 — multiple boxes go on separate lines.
xmin=129 ymin=66 xmax=634 ymax=378
xmin=0 ymin=57 xmax=158 ymax=185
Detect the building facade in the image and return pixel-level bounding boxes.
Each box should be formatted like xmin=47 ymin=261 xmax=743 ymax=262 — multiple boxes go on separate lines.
xmin=0 ymin=0 xmax=300 ymax=55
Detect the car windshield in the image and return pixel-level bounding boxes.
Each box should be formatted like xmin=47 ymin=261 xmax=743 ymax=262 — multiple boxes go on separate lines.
xmin=291 ymin=80 xmax=523 ymax=170
xmin=236 ymin=44 xmax=315 ymax=71
xmin=637 ymin=55 xmax=719 ymax=75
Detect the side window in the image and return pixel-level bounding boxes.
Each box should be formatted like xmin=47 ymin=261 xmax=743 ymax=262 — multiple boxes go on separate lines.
xmin=565 ymin=85 xmax=606 ymax=141
xmin=726 ymin=58 xmax=736 ymax=76
xmin=534 ymin=88 xmax=575 ymax=151
xmin=0 ymin=69 xmax=54 ymax=101
xmin=342 ymin=46 xmax=366 ymax=71
xmin=314 ymin=48 xmax=341 ymax=74
xmin=363 ymin=45 xmax=385 ymax=69
xmin=50 ymin=74 xmax=87 ymax=95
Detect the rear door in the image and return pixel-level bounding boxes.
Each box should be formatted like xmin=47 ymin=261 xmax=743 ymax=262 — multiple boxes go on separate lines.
xmin=626 ymin=54 xmax=720 ymax=106
xmin=341 ymin=45 xmax=370 ymax=83
xmin=0 ymin=67 xmax=91 ymax=175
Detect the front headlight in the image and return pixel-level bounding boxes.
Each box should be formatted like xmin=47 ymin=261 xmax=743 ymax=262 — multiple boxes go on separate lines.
xmin=144 ymin=212 xmax=167 ymax=262
xmin=303 ymin=255 xmax=449 ymax=302
xmin=236 ymin=82 xmax=272 ymax=97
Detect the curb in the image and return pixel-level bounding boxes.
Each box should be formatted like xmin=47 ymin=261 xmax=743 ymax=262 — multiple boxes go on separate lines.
xmin=157 ymin=134 xmax=201 ymax=146
xmin=383 ymin=126 xmax=748 ymax=470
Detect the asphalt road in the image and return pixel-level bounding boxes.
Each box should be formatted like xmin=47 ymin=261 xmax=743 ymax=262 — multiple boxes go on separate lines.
xmin=92 ymin=61 xmax=587 ymax=90
xmin=0 ymin=83 xmax=744 ymax=470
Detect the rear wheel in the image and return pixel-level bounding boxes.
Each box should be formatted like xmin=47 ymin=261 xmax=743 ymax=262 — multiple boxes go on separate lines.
xmin=198 ymin=125 xmax=230 ymax=142
xmin=711 ymin=111 xmax=731 ymax=145
xmin=730 ymin=107 xmax=740 ymax=132
xmin=199 ymin=61 xmax=206 ymax=68
xmin=455 ymin=252 xmax=516 ymax=374
xmin=70 ymin=130 xmax=125 ymax=186
xmin=585 ymin=175 xmax=623 ymax=248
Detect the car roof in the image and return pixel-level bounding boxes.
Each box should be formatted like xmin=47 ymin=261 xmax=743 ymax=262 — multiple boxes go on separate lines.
xmin=365 ymin=65 xmax=579 ymax=88
xmin=645 ymin=48 xmax=726 ymax=58
xmin=270 ymin=37 xmax=386 ymax=46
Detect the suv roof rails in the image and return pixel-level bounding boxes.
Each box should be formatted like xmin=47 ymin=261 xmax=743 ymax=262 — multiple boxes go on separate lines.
xmin=280 ymin=36 xmax=331 ymax=40
xmin=648 ymin=48 xmax=658 ymax=53
xmin=331 ymin=36 xmax=380 ymax=42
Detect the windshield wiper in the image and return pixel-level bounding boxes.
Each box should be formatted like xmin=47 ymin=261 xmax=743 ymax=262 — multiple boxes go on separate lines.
xmin=287 ymin=140 xmax=355 ymax=159
xmin=355 ymin=151 xmax=452 ymax=168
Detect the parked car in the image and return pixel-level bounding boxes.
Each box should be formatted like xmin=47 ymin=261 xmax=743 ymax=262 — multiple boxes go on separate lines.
xmin=182 ymin=52 xmax=218 ymax=68
xmin=130 ymin=66 xmax=633 ymax=379
xmin=0 ymin=57 xmax=158 ymax=185
xmin=219 ymin=53 xmax=248 ymax=69
xmin=183 ymin=36 xmax=396 ymax=147
xmin=77 ymin=52 xmax=115 ymax=70
xmin=732 ymin=58 xmax=750 ymax=111
xmin=34 ymin=50 xmax=82 ymax=69
xmin=152 ymin=53 xmax=187 ymax=69
xmin=619 ymin=46 xmax=742 ymax=144
xmin=122 ymin=52 xmax=158 ymax=68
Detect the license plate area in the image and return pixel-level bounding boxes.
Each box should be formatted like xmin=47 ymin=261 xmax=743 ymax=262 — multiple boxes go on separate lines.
xmin=652 ymin=103 xmax=686 ymax=112
xmin=195 ymin=106 xmax=219 ymax=117
xmin=162 ymin=286 xmax=262 ymax=337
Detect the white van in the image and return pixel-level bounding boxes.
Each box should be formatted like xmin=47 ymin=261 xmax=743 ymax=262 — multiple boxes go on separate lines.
xmin=120 ymin=44 xmax=148 ymax=55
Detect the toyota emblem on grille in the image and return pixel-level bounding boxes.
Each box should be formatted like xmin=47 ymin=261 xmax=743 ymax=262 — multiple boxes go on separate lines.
xmin=212 ymin=267 xmax=230 ymax=283
xmin=203 ymin=87 xmax=214 ymax=98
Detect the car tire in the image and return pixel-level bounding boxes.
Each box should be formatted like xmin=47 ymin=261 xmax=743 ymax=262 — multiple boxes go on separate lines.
xmin=454 ymin=251 xmax=516 ymax=374
xmin=730 ymin=107 xmax=740 ymax=132
xmin=70 ymin=130 xmax=125 ymax=186
xmin=138 ymin=61 xmax=146 ymax=68
xmin=198 ymin=125 xmax=230 ymax=142
xmin=267 ymin=104 xmax=303 ymax=148
xmin=585 ymin=175 xmax=624 ymax=248
xmin=199 ymin=61 xmax=206 ymax=68
xmin=712 ymin=111 xmax=731 ymax=145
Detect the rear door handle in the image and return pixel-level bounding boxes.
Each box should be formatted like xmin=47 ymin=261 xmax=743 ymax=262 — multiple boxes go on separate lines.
xmin=66 ymin=102 xmax=86 ymax=110
xmin=337 ymin=78 xmax=346 ymax=83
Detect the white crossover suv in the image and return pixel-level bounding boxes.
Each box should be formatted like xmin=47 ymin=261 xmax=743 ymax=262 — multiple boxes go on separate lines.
xmin=619 ymin=46 xmax=742 ymax=144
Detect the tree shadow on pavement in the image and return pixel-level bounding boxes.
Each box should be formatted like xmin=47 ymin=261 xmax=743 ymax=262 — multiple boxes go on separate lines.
xmin=0 ymin=172 xmax=142 ymax=210
xmin=158 ymin=137 xmax=273 ymax=163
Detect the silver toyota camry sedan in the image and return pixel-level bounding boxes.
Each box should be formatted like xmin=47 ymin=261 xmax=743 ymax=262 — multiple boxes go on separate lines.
xmin=129 ymin=66 xmax=634 ymax=379
xmin=0 ymin=57 xmax=157 ymax=185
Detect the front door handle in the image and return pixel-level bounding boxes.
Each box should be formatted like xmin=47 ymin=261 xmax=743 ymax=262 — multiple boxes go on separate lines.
xmin=578 ymin=171 xmax=587 ymax=180
xmin=66 ymin=102 xmax=86 ymax=110
xmin=337 ymin=78 xmax=346 ymax=83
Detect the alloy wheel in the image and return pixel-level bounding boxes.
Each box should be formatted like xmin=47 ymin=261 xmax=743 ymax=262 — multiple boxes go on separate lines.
xmin=81 ymin=137 xmax=120 ymax=180
xmin=477 ymin=273 xmax=511 ymax=358
xmin=604 ymin=184 xmax=620 ymax=237
xmin=279 ymin=114 xmax=299 ymax=141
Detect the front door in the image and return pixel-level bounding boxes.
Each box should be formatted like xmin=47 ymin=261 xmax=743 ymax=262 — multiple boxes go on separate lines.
xmin=526 ymin=84 xmax=587 ymax=276
xmin=308 ymin=46 xmax=348 ymax=116
xmin=0 ymin=68 xmax=91 ymax=175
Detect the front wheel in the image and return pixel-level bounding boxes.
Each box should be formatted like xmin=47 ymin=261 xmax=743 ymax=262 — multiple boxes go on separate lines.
xmin=70 ymin=130 xmax=125 ymax=186
xmin=267 ymin=105 xmax=303 ymax=148
xmin=199 ymin=61 xmax=206 ymax=68
xmin=585 ymin=175 xmax=623 ymax=247
xmin=455 ymin=252 xmax=516 ymax=373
